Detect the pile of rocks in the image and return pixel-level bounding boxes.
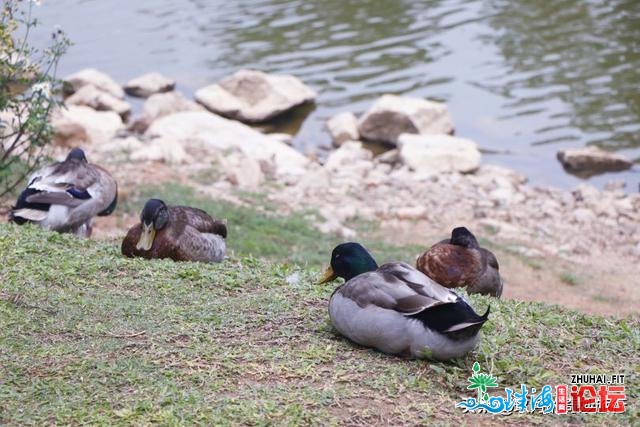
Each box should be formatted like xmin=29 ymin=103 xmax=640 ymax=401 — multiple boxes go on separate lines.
xmin=51 ymin=68 xmax=317 ymax=185
xmin=25 ymin=67 xmax=640 ymax=262
xmin=269 ymin=140 xmax=640 ymax=260
xmin=326 ymin=94 xmax=481 ymax=175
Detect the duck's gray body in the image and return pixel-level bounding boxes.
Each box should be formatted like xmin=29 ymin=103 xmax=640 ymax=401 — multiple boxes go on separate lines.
xmin=329 ymin=262 xmax=487 ymax=360
xmin=10 ymin=149 xmax=117 ymax=236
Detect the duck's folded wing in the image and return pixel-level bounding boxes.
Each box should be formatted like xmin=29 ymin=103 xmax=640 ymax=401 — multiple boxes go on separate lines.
xmin=378 ymin=262 xmax=458 ymax=303
xmin=417 ymin=245 xmax=484 ymax=285
xmin=25 ymin=191 xmax=85 ymax=207
xmin=29 ymin=161 xmax=99 ymax=195
xmin=171 ymin=206 xmax=227 ymax=237
xmin=340 ymin=264 xmax=456 ymax=314
xmin=28 ymin=179 xmax=69 ymax=193
xmin=174 ymin=226 xmax=225 ymax=262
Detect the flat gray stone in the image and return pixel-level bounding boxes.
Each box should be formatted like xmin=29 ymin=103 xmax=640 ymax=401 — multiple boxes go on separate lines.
xmin=124 ymin=72 xmax=176 ymax=98
xmin=194 ymin=69 xmax=316 ymax=122
xmin=65 ymin=85 xmax=131 ymax=119
xmin=358 ymin=94 xmax=454 ymax=146
xmin=63 ymin=68 xmax=124 ymax=99
xmin=557 ymin=146 xmax=632 ymax=176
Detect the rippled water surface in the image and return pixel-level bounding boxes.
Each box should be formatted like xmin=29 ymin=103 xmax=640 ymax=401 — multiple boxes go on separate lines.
xmin=33 ymin=0 xmax=640 ymax=189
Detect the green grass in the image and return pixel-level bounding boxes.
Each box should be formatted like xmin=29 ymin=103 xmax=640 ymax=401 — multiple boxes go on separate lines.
xmin=121 ymin=183 xmax=426 ymax=267
xmin=559 ymin=272 xmax=581 ymax=286
xmin=1 ymin=224 xmax=638 ymax=425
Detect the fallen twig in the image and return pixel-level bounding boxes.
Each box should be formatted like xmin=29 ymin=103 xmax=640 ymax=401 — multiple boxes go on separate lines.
xmin=104 ymin=330 xmax=147 ymax=338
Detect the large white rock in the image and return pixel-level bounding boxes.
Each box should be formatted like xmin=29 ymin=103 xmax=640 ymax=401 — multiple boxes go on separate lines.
xmin=51 ymin=105 xmax=123 ymax=146
xmin=128 ymin=91 xmax=204 ymax=133
xmin=97 ymin=136 xmax=145 ymax=154
xmin=220 ymin=152 xmax=265 ymax=189
xmin=194 ymin=69 xmax=317 ymax=122
xmin=145 ymin=111 xmax=310 ymax=177
xmin=358 ymin=94 xmax=454 ymax=145
xmin=130 ymin=137 xmax=190 ymax=165
xmin=557 ymin=146 xmax=632 ymax=175
xmin=326 ymin=111 xmax=359 ymax=147
xmin=398 ymin=133 xmax=481 ymax=174
xmin=63 ymin=68 xmax=125 ymax=99
xmin=124 ymin=72 xmax=176 ymax=98
xmin=323 ymin=141 xmax=373 ymax=171
xmin=51 ymin=121 xmax=90 ymax=148
xmin=65 ymin=85 xmax=131 ymax=119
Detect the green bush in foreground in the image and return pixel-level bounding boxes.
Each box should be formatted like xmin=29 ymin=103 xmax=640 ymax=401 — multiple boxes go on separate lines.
xmin=0 ymin=0 xmax=70 ymax=199
xmin=0 ymin=223 xmax=637 ymax=425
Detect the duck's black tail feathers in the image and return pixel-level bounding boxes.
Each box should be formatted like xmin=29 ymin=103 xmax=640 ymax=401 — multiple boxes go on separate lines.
xmin=409 ymin=300 xmax=490 ymax=341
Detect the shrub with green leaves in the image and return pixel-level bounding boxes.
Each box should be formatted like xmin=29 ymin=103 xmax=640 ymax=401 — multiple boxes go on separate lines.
xmin=0 ymin=0 xmax=70 ymax=200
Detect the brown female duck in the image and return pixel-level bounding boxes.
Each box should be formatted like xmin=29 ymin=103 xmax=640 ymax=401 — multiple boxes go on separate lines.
xmin=416 ymin=227 xmax=503 ymax=298
xmin=121 ymin=198 xmax=227 ymax=262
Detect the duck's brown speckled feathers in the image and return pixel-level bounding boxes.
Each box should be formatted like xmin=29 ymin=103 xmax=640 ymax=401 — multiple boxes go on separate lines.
xmin=416 ymin=227 xmax=503 ymax=298
xmin=169 ymin=206 xmax=227 ymax=238
xmin=121 ymin=205 xmax=227 ymax=262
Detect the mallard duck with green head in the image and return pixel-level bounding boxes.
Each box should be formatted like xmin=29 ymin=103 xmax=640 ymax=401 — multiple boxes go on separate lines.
xmin=121 ymin=198 xmax=227 ymax=262
xmin=9 ymin=147 xmax=118 ymax=237
xmin=319 ymin=242 xmax=490 ymax=360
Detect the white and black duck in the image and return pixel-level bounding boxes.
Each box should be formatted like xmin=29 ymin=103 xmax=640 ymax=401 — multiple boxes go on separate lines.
xmin=9 ymin=147 xmax=117 ymax=237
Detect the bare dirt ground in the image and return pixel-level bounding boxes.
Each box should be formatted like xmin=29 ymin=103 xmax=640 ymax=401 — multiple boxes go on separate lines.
xmin=381 ymin=221 xmax=639 ymax=318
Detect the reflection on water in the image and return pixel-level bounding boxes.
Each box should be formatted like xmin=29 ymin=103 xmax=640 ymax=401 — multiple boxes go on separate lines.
xmin=33 ymin=0 xmax=640 ymax=189
xmin=484 ymin=0 xmax=640 ymax=151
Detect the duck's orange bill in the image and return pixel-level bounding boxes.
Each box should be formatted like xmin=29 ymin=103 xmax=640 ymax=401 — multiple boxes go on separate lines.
xmin=318 ymin=265 xmax=337 ymax=284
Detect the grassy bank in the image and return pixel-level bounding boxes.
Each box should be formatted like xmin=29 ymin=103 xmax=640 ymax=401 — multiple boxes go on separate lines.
xmin=0 ymin=223 xmax=638 ymax=425
xmin=118 ymin=182 xmax=427 ymax=267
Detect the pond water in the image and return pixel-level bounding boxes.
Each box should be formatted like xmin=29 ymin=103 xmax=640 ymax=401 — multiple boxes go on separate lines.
xmin=32 ymin=0 xmax=640 ymax=190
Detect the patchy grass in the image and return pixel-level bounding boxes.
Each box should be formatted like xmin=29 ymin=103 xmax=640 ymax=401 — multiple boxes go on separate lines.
xmin=120 ymin=183 xmax=426 ymax=268
xmin=559 ymin=272 xmax=581 ymax=286
xmin=121 ymin=182 xmax=338 ymax=267
xmin=0 ymin=224 xmax=638 ymax=425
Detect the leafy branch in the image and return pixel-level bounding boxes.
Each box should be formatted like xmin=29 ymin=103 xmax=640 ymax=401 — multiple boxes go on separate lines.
xmin=0 ymin=0 xmax=71 ymax=201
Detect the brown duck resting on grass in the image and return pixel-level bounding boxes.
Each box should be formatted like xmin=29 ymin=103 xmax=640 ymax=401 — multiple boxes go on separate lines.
xmin=416 ymin=227 xmax=503 ymax=298
xmin=9 ymin=147 xmax=118 ymax=237
xmin=121 ymin=198 xmax=227 ymax=262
